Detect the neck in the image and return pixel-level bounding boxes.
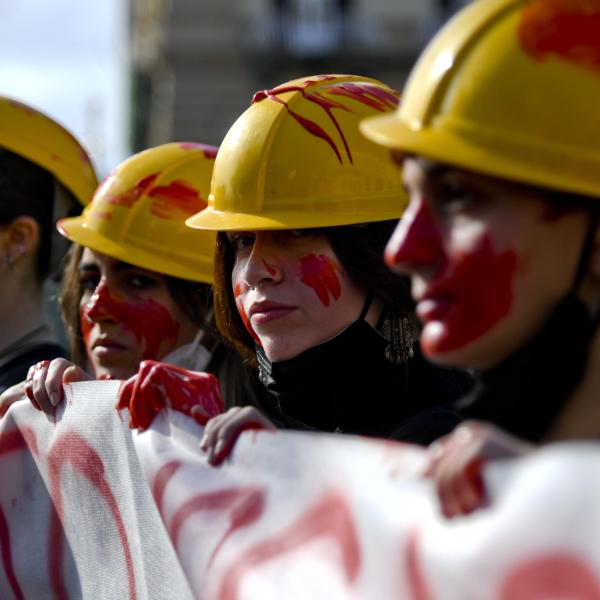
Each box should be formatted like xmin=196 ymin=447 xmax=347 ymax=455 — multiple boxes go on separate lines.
xmin=0 ymin=286 xmax=52 ymax=354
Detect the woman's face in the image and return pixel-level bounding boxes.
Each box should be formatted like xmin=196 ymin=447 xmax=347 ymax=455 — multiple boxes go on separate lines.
xmin=229 ymin=229 xmax=368 ymax=362
xmin=78 ymin=248 xmax=199 ymax=380
xmin=385 ymin=156 xmax=590 ymax=370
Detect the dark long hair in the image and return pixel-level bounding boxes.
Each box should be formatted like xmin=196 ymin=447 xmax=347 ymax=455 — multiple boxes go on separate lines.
xmin=213 ymin=219 xmax=417 ymax=368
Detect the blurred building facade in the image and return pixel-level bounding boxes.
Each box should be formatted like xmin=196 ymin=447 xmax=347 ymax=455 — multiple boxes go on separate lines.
xmin=129 ymin=0 xmax=465 ymax=151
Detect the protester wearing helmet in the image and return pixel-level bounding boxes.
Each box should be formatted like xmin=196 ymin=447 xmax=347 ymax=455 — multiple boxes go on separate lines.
xmin=6 ymin=143 xmax=232 ymax=427
xmin=0 ymin=97 xmax=98 ymax=395
xmin=361 ymin=0 xmax=600 ymax=516
xmin=178 ymin=75 xmax=470 ymax=464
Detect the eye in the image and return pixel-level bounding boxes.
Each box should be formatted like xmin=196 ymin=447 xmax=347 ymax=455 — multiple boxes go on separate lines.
xmin=435 ymin=179 xmax=480 ymax=213
xmin=128 ymin=274 xmax=158 ymax=290
xmin=79 ymin=273 xmax=99 ymax=291
xmin=228 ymin=232 xmax=255 ymax=253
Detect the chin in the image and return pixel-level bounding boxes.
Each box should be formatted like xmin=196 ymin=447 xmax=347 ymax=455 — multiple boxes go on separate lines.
xmin=260 ymin=338 xmax=305 ymax=363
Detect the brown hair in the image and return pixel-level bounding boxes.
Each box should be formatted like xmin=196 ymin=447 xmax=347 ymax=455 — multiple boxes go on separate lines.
xmin=213 ymin=220 xmax=417 ymax=368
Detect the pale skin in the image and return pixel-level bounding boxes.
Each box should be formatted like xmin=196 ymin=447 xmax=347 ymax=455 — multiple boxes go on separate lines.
xmin=200 ymin=229 xmax=383 ymax=464
xmin=4 ymin=248 xmax=201 ymax=416
xmin=388 ymin=154 xmax=600 ymax=517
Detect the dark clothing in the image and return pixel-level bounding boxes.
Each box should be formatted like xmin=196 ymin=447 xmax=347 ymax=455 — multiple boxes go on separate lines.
xmin=0 ymin=342 xmax=68 ymax=395
xmin=249 ymin=319 xmax=469 ymax=445
xmin=457 ymin=294 xmax=594 ymax=443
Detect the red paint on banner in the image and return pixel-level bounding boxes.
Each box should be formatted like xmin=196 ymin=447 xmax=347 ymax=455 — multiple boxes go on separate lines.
xmin=500 ymin=552 xmax=600 ymax=599
xmin=81 ymin=281 xmax=180 ymax=365
xmin=152 ymin=461 xmax=183 ymax=516
xmin=299 ymin=254 xmax=342 ymax=306
xmin=148 ymin=180 xmax=208 ymax=220
xmin=0 ymin=504 xmax=25 ymax=600
xmin=405 ymin=528 xmax=433 ymax=600
xmin=234 ymin=283 xmax=262 ymax=345
xmin=252 ymin=76 xmax=399 ymax=165
xmin=420 ymin=234 xmax=517 ymax=354
xmin=169 ymin=487 xmax=265 ymax=568
xmin=0 ymin=429 xmax=27 ymax=456
xmin=518 ymin=0 xmax=600 ymax=74
xmin=106 ymin=173 xmax=158 ymax=209
xmin=47 ymin=430 xmax=137 ymax=600
xmin=217 ymin=491 xmax=361 ymax=600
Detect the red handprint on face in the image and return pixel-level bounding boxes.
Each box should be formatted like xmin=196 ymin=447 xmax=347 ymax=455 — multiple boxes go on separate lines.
xmin=299 ymin=254 xmax=342 ymax=306
xmin=117 ymin=360 xmax=224 ymax=430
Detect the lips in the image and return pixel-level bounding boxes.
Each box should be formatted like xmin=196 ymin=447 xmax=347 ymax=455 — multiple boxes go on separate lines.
xmin=248 ymin=300 xmax=296 ymax=325
xmin=91 ymin=336 xmax=128 ymax=358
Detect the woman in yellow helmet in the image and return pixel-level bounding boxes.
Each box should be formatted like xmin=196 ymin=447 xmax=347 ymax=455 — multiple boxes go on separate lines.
xmin=361 ymin=0 xmax=600 ymax=516
xmin=0 ymin=97 xmax=98 ymax=395
xmin=152 ymin=74 xmax=469 ymax=463
xmin=6 ymin=142 xmax=242 ymax=426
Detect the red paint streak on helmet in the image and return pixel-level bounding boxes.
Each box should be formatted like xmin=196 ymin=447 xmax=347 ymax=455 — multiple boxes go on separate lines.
xmin=95 ymin=210 xmax=113 ymax=221
xmin=234 ymin=283 xmax=262 ymax=345
xmin=328 ymin=83 xmax=400 ymax=112
xmin=178 ymin=142 xmax=219 ymax=159
xmin=252 ymin=76 xmax=398 ymax=165
xmin=169 ymin=487 xmax=265 ymax=569
xmin=148 ymin=180 xmax=208 ymax=220
xmin=48 ymin=430 xmax=137 ymax=600
xmin=106 ymin=173 xmax=159 ymax=209
xmin=81 ymin=281 xmax=180 ymax=368
xmin=217 ymin=491 xmax=361 ymax=600
xmin=299 ymin=253 xmax=342 ymax=306
xmin=519 ymin=0 xmax=600 ymax=74
xmin=500 ymin=552 xmax=600 ymax=599
xmin=51 ymin=153 xmax=61 ymax=161
xmin=421 ymin=234 xmax=517 ymax=355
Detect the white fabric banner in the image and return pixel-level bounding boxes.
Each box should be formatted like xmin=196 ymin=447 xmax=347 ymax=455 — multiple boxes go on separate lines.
xmin=1 ymin=381 xmax=600 ymax=599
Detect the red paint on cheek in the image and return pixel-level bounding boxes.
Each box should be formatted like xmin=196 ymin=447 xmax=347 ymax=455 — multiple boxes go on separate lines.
xmin=299 ymin=254 xmax=342 ymax=306
xmin=518 ymin=0 xmax=600 ymax=74
xmin=234 ymin=283 xmax=262 ymax=345
xmin=81 ymin=283 xmax=180 ymax=362
xmin=422 ymin=234 xmax=518 ymax=355
xmin=263 ymin=260 xmax=276 ymax=276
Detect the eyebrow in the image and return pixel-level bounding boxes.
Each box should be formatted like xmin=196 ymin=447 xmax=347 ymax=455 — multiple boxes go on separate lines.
xmin=78 ymin=260 xmax=134 ymax=273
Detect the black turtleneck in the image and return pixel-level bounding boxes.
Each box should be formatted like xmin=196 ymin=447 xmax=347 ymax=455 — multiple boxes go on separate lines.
xmin=252 ymin=319 xmax=468 ymax=445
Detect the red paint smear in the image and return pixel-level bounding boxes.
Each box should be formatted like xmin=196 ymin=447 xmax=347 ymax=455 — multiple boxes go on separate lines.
xmin=81 ymin=281 xmax=180 ymax=366
xmin=0 ymin=504 xmax=25 ymax=600
xmin=47 ymin=430 xmax=137 ymax=600
xmin=299 ymin=253 xmax=342 ymax=306
xmin=148 ymin=180 xmax=208 ymax=220
xmin=500 ymin=552 xmax=600 ymax=599
xmin=263 ymin=259 xmax=276 ymax=276
xmin=385 ymin=201 xmax=443 ymax=268
xmin=422 ymin=234 xmax=517 ymax=354
xmin=106 ymin=173 xmax=158 ymax=209
xmin=217 ymin=491 xmax=360 ymax=600
xmin=252 ymin=77 xmax=399 ymax=165
xmin=234 ymin=283 xmax=261 ymax=345
xmin=169 ymin=487 xmax=265 ymax=569
xmin=152 ymin=460 xmax=183 ymax=516
xmin=405 ymin=528 xmax=433 ymax=600
xmin=178 ymin=142 xmax=218 ymax=159
xmin=0 ymin=428 xmax=27 ymax=456
xmin=518 ymin=0 xmax=600 ymax=74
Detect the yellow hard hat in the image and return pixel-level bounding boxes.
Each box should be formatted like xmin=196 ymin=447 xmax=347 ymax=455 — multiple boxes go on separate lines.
xmin=0 ymin=96 xmax=98 ymax=204
xmin=58 ymin=142 xmax=218 ymax=283
xmin=186 ymin=74 xmax=407 ymax=231
xmin=361 ymin=0 xmax=600 ymax=199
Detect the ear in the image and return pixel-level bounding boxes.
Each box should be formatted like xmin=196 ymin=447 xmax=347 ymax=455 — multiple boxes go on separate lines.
xmin=2 ymin=216 xmax=40 ymax=261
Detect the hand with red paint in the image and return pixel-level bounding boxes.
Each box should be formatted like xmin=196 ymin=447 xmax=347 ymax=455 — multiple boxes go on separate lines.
xmin=24 ymin=358 xmax=91 ymax=414
xmin=425 ymin=421 xmax=533 ymax=518
xmin=200 ymin=406 xmax=277 ymax=466
xmin=117 ymin=360 xmax=224 ymax=430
